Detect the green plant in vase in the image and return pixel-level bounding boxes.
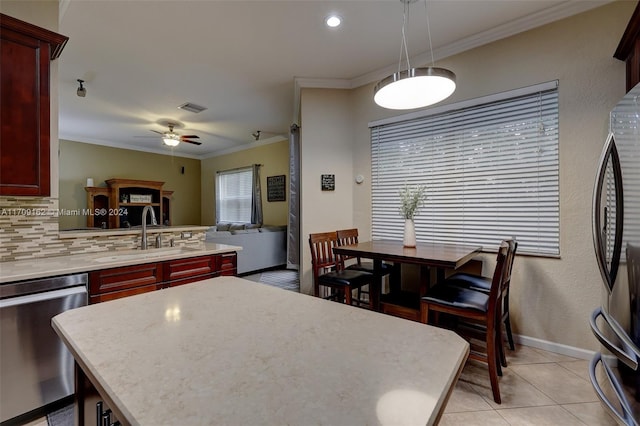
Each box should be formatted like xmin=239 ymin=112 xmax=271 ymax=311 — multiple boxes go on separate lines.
xmin=399 ymin=184 xmax=426 ymax=247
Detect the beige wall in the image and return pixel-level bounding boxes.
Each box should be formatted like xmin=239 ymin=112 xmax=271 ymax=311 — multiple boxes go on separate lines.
xmin=200 ymin=140 xmax=289 ymax=226
xmin=59 ymin=140 xmax=201 ymax=229
xmin=299 ymin=1 xmax=635 ymax=352
xmin=299 ymin=89 xmax=358 ymax=294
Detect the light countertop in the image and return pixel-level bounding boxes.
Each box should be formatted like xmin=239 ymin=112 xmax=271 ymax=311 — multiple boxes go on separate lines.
xmin=0 ymin=242 xmax=241 ymax=284
xmin=52 ymin=276 xmax=470 ymax=425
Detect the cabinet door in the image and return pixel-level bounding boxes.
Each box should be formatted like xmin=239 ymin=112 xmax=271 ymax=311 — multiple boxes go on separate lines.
xmin=164 ymin=255 xmax=217 ymax=287
xmin=0 ymin=15 xmax=67 ymax=196
xmin=217 ymin=253 xmax=237 ymax=276
xmin=88 ymin=263 xmax=162 ymax=303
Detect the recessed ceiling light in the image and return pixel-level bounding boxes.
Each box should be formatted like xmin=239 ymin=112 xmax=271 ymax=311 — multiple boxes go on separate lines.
xmin=325 ymin=15 xmax=341 ymax=28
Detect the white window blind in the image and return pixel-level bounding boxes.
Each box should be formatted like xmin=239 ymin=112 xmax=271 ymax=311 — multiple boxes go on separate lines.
xmin=216 ymin=167 xmax=253 ymax=223
xmin=370 ymin=83 xmax=560 ymax=256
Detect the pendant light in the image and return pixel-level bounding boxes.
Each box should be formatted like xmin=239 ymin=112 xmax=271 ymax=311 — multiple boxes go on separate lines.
xmin=374 ymin=0 xmax=456 ymax=110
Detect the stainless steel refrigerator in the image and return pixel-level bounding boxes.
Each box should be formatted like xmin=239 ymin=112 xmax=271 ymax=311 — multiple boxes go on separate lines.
xmin=590 ymin=82 xmax=640 ymax=425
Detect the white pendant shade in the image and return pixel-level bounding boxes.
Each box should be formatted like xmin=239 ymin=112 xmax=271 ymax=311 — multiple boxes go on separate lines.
xmin=374 ymin=67 xmax=456 ymax=110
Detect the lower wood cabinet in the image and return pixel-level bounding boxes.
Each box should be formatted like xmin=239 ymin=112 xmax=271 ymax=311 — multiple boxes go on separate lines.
xmin=164 ymin=255 xmax=218 ymax=287
xmin=89 ymin=263 xmax=163 ymax=304
xmin=88 ymin=252 xmax=237 ymax=303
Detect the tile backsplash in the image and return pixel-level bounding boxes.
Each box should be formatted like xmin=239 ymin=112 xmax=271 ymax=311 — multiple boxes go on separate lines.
xmin=0 ymin=197 xmax=204 ymax=262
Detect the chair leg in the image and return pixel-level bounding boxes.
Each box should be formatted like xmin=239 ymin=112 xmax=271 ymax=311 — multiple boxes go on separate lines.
xmin=497 ymin=309 xmax=507 ymax=369
xmin=486 ymin=319 xmax=502 ymax=404
xmin=504 ymin=314 xmax=515 ymax=351
xmin=420 ymin=302 xmax=429 ymax=324
xmin=345 ymin=287 xmax=352 ymax=305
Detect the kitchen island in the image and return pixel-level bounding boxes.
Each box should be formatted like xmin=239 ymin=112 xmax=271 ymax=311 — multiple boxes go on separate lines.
xmin=52 ymin=276 xmax=469 ymax=425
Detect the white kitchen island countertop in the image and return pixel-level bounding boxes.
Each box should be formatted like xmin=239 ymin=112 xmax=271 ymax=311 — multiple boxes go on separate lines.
xmin=52 ymin=276 xmax=469 ymax=426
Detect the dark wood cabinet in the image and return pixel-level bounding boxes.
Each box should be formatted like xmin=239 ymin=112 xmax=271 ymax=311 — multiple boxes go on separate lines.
xmin=164 ymin=255 xmax=218 ymax=287
xmin=615 ymin=2 xmax=640 ymax=92
xmin=85 ymin=187 xmax=111 ymax=228
xmin=89 ymin=263 xmax=163 ymax=304
xmin=88 ymin=252 xmax=238 ymax=303
xmin=218 ymin=252 xmax=238 ymax=276
xmin=0 ymin=14 xmax=67 ymax=196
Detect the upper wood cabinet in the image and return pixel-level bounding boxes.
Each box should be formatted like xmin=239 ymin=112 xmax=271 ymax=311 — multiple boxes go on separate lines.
xmin=615 ymin=2 xmax=640 ymax=92
xmin=0 ymin=14 xmax=68 ymax=196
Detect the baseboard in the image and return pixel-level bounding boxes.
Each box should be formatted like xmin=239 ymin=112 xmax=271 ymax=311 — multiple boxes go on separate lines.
xmin=515 ymin=333 xmax=617 ymax=365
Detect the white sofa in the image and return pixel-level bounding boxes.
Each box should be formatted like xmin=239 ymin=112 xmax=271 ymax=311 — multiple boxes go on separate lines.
xmin=205 ymin=224 xmax=287 ymax=275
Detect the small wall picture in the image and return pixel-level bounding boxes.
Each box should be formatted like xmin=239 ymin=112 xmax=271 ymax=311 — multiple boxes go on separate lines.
xmin=321 ymin=174 xmax=335 ymax=191
xmin=267 ymin=175 xmax=286 ymax=202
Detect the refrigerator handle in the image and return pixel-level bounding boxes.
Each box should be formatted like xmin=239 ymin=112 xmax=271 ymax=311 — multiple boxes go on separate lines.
xmin=589 ymin=353 xmax=639 ymax=426
xmin=592 ymin=132 xmax=624 ymax=293
xmin=590 ymin=307 xmax=640 ymax=370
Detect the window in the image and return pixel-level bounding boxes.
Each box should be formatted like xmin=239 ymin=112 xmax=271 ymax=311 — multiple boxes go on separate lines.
xmin=370 ymin=81 xmax=559 ymax=256
xmin=216 ymin=167 xmax=253 ymax=223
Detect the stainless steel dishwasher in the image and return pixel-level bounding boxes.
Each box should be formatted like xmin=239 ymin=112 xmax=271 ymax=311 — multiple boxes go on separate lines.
xmin=0 ymin=273 xmax=88 ymax=423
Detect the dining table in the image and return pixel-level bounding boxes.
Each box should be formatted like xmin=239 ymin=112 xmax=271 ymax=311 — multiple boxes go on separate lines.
xmin=333 ymin=240 xmax=482 ymax=313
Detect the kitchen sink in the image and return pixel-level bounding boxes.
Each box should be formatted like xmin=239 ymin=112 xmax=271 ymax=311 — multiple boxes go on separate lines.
xmin=92 ymin=247 xmax=198 ymax=263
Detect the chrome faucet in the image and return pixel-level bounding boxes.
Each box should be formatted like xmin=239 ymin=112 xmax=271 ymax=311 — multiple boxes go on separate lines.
xmin=140 ymin=205 xmax=158 ymax=250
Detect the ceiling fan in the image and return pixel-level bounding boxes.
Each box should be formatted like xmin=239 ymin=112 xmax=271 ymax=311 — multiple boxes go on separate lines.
xmin=151 ymin=123 xmax=201 ymax=146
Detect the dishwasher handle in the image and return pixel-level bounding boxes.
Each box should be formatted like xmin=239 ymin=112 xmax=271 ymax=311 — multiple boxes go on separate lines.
xmin=0 ymin=286 xmax=87 ymax=309
xmin=0 ymin=273 xmax=88 ymax=299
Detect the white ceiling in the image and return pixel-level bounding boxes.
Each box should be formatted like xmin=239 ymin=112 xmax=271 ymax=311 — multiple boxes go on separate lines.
xmin=58 ymin=0 xmax=610 ymax=159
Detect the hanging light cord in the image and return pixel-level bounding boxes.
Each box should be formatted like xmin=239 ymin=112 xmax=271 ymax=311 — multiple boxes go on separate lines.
xmin=398 ymin=0 xmax=411 ymax=74
xmin=424 ymin=0 xmax=436 ymax=67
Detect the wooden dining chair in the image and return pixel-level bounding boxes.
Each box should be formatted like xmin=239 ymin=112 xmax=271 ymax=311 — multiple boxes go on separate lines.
xmin=420 ymin=240 xmax=511 ymax=404
xmin=444 ymin=239 xmax=518 ymax=357
xmin=309 ymin=232 xmax=374 ymax=307
xmin=336 ymin=228 xmax=394 ymax=305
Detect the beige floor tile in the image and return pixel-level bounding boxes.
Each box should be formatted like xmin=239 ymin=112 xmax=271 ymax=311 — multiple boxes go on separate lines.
xmin=496 ymin=405 xmax=586 ymax=425
xmin=561 ymin=402 xmax=618 ymax=426
xmin=460 ymin=360 xmax=556 ymax=409
xmin=506 ymin=344 xmax=580 ymax=365
xmin=510 ymin=363 xmax=598 ymax=404
xmin=445 ymin=380 xmax=493 ymax=413
xmin=558 ymin=360 xmax=590 ymax=381
xmin=439 ymin=410 xmax=510 ymax=425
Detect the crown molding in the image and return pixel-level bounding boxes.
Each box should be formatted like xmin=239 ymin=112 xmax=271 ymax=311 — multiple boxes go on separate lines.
xmin=61 ymin=137 xmax=202 ymax=160
xmin=357 ymin=0 xmax=612 ymax=89
xmin=201 ymin=135 xmax=288 ymax=159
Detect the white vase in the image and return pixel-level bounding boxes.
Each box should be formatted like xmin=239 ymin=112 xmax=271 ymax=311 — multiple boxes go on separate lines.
xmin=403 ymin=218 xmax=416 ymax=247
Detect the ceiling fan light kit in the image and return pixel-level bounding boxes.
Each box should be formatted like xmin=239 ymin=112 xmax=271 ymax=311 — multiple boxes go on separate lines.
xmin=152 ymin=123 xmax=202 ymax=147
xmin=162 ymin=136 xmax=180 ymax=147
xmin=374 ymin=0 xmax=456 ymax=110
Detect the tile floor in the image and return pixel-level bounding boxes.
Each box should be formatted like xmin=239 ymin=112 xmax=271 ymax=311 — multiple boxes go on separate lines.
xmin=441 ymin=344 xmax=637 ymax=425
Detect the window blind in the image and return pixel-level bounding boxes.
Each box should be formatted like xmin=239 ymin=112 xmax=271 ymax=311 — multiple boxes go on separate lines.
xmin=216 ymin=167 xmax=253 ymax=223
xmin=370 ymin=83 xmax=560 ymax=256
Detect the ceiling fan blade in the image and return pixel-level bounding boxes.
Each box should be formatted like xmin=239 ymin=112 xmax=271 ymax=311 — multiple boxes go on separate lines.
xmin=150 ymin=130 xmax=164 ymax=135
xmin=182 ymin=139 xmax=202 ymax=145
xmin=181 ymin=135 xmax=199 ymax=139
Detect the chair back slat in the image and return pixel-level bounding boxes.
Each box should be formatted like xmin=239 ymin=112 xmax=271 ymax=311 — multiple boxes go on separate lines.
xmin=336 ymin=228 xmax=361 ymax=265
xmin=309 ymin=232 xmax=339 ymax=271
